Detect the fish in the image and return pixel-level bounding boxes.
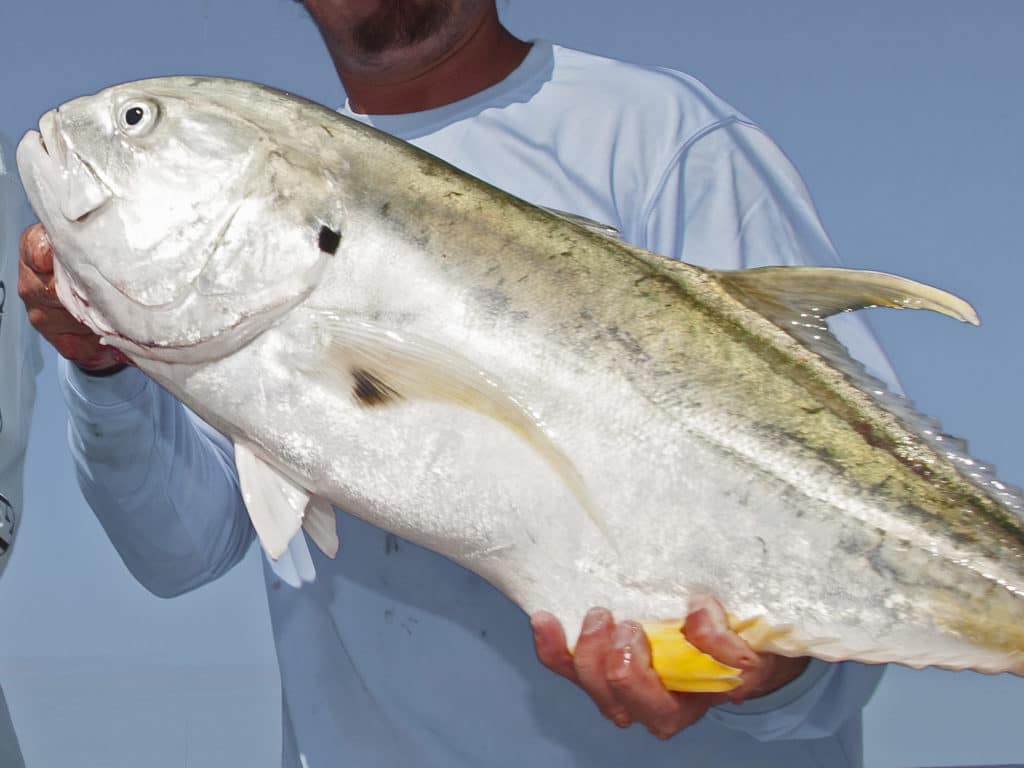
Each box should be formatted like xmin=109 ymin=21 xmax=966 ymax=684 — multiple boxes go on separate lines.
xmin=16 ymin=76 xmax=1024 ymax=691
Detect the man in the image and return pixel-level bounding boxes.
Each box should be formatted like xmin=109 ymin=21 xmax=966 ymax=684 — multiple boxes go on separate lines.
xmin=19 ymin=2 xmax=894 ymax=765
xmin=2 ymin=134 xmax=40 ymax=768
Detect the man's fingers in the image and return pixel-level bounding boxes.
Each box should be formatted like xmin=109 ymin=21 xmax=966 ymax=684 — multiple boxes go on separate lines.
xmin=16 ymin=224 xmax=115 ymax=367
xmin=684 ymin=594 xmax=758 ymax=671
xmin=34 ymin=312 xmax=97 ymax=337
xmin=20 ymin=223 xmax=53 ymax=274
xmin=50 ymin=334 xmax=104 ymax=364
xmin=684 ymin=594 xmax=809 ymax=704
xmin=606 ymin=620 xmax=706 ymax=738
xmin=17 ymin=258 xmax=64 ymax=309
xmin=530 ymin=611 xmax=577 ymax=683
xmin=572 ymin=609 xmax=632 ymax=728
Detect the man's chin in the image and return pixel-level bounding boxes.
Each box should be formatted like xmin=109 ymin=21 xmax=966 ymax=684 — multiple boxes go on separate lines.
xmin=351 ymin=0 xmax=452 ymax=56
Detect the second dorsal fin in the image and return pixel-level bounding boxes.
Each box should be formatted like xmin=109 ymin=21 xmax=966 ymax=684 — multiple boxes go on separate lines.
xmin=715 ymin=266 xmax=979 ymax=329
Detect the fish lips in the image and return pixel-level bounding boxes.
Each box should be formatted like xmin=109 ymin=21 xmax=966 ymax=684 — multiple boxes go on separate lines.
xmin=18 ymin=110 xmax=112 ymax=227
xmin=17 ymin=117 xmax=121 ymax=342
xmin=16 ymin=127 xmax=59 ymax=224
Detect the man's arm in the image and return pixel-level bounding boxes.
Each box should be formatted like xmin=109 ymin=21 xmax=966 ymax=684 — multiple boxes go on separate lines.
xmin=19 ymin=225 xmax=254 ymax=597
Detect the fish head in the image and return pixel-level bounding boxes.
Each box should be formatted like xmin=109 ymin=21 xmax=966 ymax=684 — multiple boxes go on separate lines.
xmin=17 ymin=77 xmax=338 ymax=364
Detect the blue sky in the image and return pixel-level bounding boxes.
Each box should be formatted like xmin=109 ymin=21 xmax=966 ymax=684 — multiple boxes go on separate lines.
xmin=1 ymin=1 xmax=1022 ymax=766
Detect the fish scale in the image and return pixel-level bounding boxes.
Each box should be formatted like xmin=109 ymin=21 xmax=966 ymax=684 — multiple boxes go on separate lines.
xmin=16 ymin=75 xmax=1024 ymax=689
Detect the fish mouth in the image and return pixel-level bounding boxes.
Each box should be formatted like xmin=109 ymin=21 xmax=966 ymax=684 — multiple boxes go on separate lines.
xmin=26 ymin=129 xmax=95 ymax=221
xmin=37 ymin=110 xmax=62 ymax=165
xmin=29 ymin=110 xmax=112 ymax=223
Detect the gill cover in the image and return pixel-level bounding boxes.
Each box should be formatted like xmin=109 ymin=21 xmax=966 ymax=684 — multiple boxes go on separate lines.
xmin=19 ymin=78 xmax=345 ymax=362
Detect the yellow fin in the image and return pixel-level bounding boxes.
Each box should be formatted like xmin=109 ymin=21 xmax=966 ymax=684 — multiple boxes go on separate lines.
xmin=729 ymin=614 xmax=797 ymax=653
xmin=641 ymin=621 xmax=742 ymax=693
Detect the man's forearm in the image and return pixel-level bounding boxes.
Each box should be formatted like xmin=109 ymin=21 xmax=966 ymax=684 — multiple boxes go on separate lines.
xmin=62 ymin=360 xmax=254 ymax=596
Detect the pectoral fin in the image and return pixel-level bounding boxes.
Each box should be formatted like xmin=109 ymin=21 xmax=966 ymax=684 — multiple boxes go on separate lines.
xmin=303 ymin=313 xmax=609 ymax=540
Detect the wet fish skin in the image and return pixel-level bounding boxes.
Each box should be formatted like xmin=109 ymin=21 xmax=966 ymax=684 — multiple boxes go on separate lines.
xmin=15 ymin=76 xmax=1024 ymax=680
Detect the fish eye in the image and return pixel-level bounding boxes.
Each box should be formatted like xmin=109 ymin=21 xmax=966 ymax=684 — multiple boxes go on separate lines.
xmin=116 ymin=99 xmax=159 ymax=136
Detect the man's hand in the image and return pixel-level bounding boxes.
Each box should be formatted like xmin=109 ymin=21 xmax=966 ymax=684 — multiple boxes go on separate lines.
xmin=17 ymin=223 xmax=125 ymax=372
xmin=532 ymin=595 xmax=810 ymax=739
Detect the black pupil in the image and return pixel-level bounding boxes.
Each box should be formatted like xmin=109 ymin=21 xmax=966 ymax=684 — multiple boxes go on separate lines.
xmin=125 ymin=107 xmax=144 ymax=126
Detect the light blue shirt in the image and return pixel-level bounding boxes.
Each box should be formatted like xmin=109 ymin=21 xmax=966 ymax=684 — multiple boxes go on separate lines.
xmin=1 ymin=133 xmax=38 ymax=768
xmin=62 ymin=42 xmax=890 ymax=767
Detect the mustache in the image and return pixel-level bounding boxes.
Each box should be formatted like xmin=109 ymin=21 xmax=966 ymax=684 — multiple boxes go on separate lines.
xmin=352 ymin=0 xmax=453 ymax=55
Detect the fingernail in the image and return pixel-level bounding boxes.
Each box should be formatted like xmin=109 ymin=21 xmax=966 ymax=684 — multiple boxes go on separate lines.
xmin=648 ymin=724 xmax=674 ymax=741
xmin=582 ymin=608 xmax=608 ymax=635
xmin=612 ymin=712 xmax=632 ymax=728
xmin=530 ymin=611 xmax=551 ymax=632
xmin=688 ymin=596 xmax=727 ymax=631
xmin=686 ymin=607 xmax=710 ymax=627
xmin=29 ymin=228 xmax=51 ymax=268
xmin=687 ymin=593 xmax=713 ymax=616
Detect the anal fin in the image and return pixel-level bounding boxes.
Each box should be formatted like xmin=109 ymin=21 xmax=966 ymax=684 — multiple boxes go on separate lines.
xmin=642 ymin=621 xmax=742 ymax=693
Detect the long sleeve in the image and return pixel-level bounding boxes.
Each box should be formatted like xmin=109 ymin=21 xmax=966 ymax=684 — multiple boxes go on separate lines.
xmin=60 ymin=359 xmax=254 ymax=597
xmin=709 ymin=660 xmax=884 ymax=741
xmin=0 ymin=138 xmax=34 ymax=768
xmin=0 ymin=682 xmax=24 ymax=768
xmin=637 ymin=118 xmax=891 ymax=740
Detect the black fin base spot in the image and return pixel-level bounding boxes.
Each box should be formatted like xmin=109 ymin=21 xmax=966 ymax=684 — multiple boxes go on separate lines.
xmin=352 ymin=369 xmax=401 ymax=407
xmin=319 ymin=225 xmax=341 ymax=255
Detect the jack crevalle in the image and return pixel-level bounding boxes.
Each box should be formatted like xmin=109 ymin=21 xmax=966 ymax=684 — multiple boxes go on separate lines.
xmin=17 ymin=77 xmax=1024 ymax=691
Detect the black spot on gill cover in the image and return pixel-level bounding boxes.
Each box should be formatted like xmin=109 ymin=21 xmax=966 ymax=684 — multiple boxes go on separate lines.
xmin=319 ymin=225 xmax=341 ymax=255
xmin=352 ymin=369 xmax=401 ymax=407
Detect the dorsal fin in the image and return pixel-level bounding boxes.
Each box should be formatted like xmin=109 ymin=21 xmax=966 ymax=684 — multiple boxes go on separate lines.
xmin=715 ymin=266 xmax=979 ymax=328
xmin=540 ymin=206 xmax=621 ymax=240
xmin=715 ymin=265 xmax=1024 ymax=516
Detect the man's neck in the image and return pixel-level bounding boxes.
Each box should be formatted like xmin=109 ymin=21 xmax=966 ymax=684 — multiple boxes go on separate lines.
xmin=333 ymin=10 xmax=531 ymax=115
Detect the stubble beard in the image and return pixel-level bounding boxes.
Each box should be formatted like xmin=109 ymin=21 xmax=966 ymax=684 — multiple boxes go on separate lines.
xmin=351 ymin=0 xmax=454 ymax=56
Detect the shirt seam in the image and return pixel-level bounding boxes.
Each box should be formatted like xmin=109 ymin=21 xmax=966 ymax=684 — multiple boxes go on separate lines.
xmin=637 ymin=115 xmax=762 ymax=250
